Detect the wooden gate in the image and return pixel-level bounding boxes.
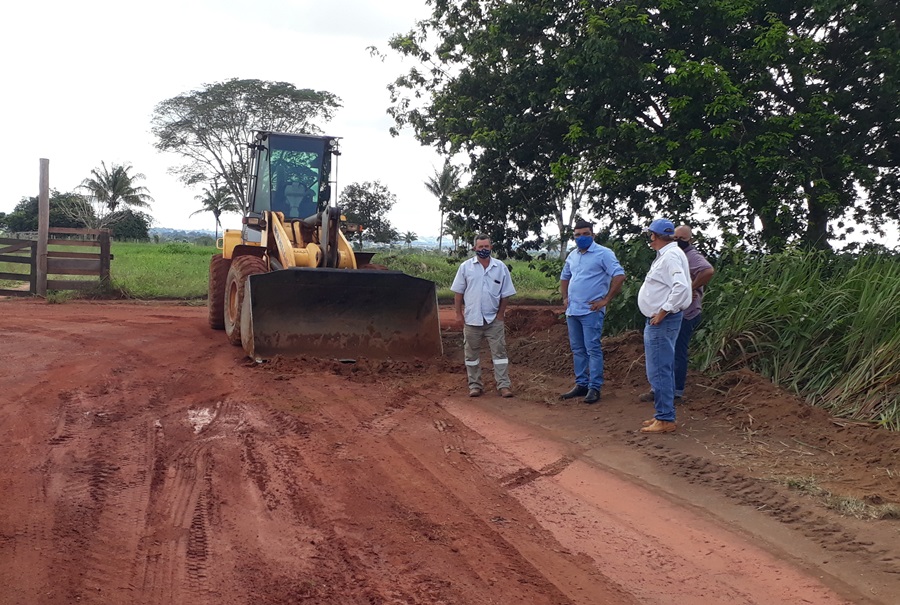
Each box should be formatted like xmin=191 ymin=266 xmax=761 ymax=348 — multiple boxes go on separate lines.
xmin=0 ymin=238 xmax=37 ymax=296
xmin=0 ymin=228 xmax=110 ymax=296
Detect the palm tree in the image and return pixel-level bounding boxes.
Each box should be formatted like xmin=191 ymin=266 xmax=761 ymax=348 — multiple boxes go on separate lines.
xmin=191 ymin=183 xmax=242 ymax=239
xmin=442 ymin=214 xmax=470 ymax=252
xmin=544 ymin=234 xmax=560 ymax=254
xmin=424 ymin=161 xmax=462 ymax=252
xmin=80 ymin=162 xmax=154 ymax=212
xmin=402 ymin=230 xmax=418 ymax=249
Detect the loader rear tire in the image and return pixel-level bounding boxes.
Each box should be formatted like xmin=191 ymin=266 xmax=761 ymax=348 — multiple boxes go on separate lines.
xmin=207 ymin=254 xmax=231 ymax=330
xmin=224 ymin=255 xmax=269 ymax=346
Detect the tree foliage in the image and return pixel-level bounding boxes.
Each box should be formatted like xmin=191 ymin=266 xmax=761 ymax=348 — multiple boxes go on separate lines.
xmin=108 ymin=209 xmax=153 ymax=241
xmin=4 ymin=192 xmax=88 ymax=232
xmin=385 ymin=0 xmax=900 ymax=250
xmin=340 ymin=181 xmax=397 ymax=247
xmin=190 ymin=182 xmax=241 ymax=239
xmin=151 ymin=78 xmax=342 ymax=208
xmin=80 ymin=162 xmax=153 ymax=212
xmin=423 ymin=161 xmax=462 ymax=251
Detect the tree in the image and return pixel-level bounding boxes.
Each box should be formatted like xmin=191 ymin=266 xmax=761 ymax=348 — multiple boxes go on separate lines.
xmin=80 ymin=162 xmax=153 ymax=212
xmin=340 ymin=181 xmax=397 ymax=248
xmin=108 ymin=209 xmax=152 ymax=241
xmin=424 ymin=161 xmax=462 ymax=251
xmin=402 ymin=230 xmax=417 ymax=248
xmin=151 ymin=78 xmax=342 ymax=206
xmin=4 ymin=192 xmax=88 ymax=232
xmin=190 ymin=182 xmax=241 ymax=239
xmin=384 ymin=0 xmax=900 ymax=250
xmin=442 ymin=213 xmax=476 ymax=253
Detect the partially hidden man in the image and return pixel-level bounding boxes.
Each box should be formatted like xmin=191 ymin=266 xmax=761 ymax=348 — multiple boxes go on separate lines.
xmin=451 ymin=234 xmax=517 ymax=398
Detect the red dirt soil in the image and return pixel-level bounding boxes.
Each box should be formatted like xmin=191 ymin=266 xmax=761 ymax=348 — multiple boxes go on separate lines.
xmin=0 ymin=299 xmax=898 ymax=604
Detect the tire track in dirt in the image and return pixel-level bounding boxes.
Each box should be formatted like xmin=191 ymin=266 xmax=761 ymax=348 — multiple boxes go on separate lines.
xmin=133 ymin=400 xmax=243 ymax=604
xmin=244 ymin=376 xmax=634 ymax=605
xmin=622 ymin=431 xmax=900 ymax=573
xmin=37 ymin=386 xmax=154 ymax=604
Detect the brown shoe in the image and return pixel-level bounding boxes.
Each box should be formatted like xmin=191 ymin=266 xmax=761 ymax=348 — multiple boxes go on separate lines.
xmin=639 ymin=391 xmax=655 ymax=402
xmin=641 ymin=418 xmax=656 ymax=427
xmin=468 ymin=388 xmax=483 ymax=398
xmin=499 ymin=388 xmax=513 ymax=398
xmin=640 ymin=419 xmax=676 ymax=433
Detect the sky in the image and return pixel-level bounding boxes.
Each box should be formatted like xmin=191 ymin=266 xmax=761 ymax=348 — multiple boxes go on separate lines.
xmin=1 ymin=0 xmax=446 ymax=237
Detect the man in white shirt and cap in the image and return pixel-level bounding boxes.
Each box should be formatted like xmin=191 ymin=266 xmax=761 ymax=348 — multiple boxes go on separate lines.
xmin=637 ymin=219 xmax=692 ymax=434
xmin=451 ymin=234 xmax=517 ymax=398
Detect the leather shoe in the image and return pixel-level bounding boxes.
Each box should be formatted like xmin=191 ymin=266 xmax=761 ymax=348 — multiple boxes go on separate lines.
xmin=583 ymin=388 xmax=601 ymax=404
xmin=642 ymin=418 xmax=656 ymax=427
xmin=561 ymin=385 xmax=589 ymax=399
xmin=499 ymin=388 xmax=513 ymax=398
xmin=640 ymin=419 xmax=676 ymax=433
xmin=468 ymin=388 xmax=483 ymax=397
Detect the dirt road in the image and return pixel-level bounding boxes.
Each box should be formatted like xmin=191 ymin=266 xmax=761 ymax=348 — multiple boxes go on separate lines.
xmin=0 ymin=300 xmax=898 ymax=604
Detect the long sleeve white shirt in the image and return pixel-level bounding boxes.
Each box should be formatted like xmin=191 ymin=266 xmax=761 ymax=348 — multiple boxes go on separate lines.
xmin=638 ymin=242 xmax=692 ymax=318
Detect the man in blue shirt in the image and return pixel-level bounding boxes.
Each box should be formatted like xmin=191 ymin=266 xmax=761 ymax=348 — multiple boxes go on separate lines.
xmin=451 ymin=234 xmax=517 ymax=398
xmin=559 ymin=220 xmax=626 ymax=404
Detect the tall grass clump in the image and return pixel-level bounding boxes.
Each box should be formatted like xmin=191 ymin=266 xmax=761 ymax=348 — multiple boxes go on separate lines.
xmin=696 ymin=248 xmax=900 ymax=430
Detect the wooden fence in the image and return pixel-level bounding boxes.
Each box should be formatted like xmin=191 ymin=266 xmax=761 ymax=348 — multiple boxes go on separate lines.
xmin=0 ymin=238 xmax=37 ymax=296
xmin=0 ymin=228 xmax=111 ymax=296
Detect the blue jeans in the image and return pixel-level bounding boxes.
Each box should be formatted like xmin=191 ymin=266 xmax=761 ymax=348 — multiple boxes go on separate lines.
xmin=644 ymin=312 xmax=682 ymax=422
xmin=674 ymin=313 xmax=702 ymax=397
xmin=567 ymin=311 xmax=605 ymax=390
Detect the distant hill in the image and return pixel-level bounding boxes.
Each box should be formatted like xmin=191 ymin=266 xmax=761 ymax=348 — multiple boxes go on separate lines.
xmin=150 ymin=227 xmax=216 ymax=241
xmin=148 ymin=227 xmax=449 ymax=248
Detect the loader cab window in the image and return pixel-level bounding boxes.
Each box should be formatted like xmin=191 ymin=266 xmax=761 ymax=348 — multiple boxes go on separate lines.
xmin=265 ymin=135 xmax=330 ymax=220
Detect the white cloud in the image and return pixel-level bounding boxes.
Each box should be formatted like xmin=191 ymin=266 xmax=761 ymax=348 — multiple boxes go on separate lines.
xmin=1 ymin=0 xmax=443 ymax=235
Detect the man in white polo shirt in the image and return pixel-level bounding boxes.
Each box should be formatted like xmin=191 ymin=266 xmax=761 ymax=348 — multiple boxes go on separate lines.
xmin=451 ymin=234 xmax=517 ymax=398
xmin=637 ymin=219 xmax=692 ymax=434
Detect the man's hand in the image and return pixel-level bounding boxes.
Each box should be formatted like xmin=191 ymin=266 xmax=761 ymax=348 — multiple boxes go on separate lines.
xmin=650 ymin=310 xmax=668 ymax=325
xmin=455 ymin=310 xmax=464 ymax=323
xmin=589 ymin=297 xmax=608 ymax=312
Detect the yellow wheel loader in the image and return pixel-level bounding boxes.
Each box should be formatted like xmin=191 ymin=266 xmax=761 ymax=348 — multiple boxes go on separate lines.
xmin=207 ymin=131 xmax=442 ymax=361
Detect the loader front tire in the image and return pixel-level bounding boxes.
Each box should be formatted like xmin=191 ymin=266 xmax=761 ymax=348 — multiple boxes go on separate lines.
xmin=207 ymin=254 xmax=231 ymax=330
xmin=224 ymin=255 xmax=269 ymax=346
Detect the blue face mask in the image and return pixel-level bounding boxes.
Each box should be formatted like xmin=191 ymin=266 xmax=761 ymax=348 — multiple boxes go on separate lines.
xmin=575 ymin=235 xmax=594 ymax=250
xmin=475 ymin=249 xmax=491 ymax=259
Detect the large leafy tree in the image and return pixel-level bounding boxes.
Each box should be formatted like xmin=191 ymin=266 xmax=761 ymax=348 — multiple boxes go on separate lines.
xmin=423 ymin=161 xmax=462 ymax=251
xmin=151 ymin=78 xmax=342 ymax=208
xmin=190 ymin=182 xmax=241 ymax=239
xmin=80 ymin=162 xmax=153 ymax=212
xmin=340 ymin=181 xmax=397 ymax=248
xmin=385 ymin=0 xmax=900 ymax=250
xmin=4 ymin=192 xmax=89 ymax=232
xmin=108 ymin=209 xmax=153 ymax=241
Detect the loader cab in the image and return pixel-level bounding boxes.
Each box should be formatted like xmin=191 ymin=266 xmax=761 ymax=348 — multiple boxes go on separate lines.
xmin=246 ymin=132 xmax=339 ymax=222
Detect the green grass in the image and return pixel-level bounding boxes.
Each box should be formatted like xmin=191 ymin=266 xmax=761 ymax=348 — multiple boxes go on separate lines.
xmin=109 ymin=241 xmax=218 ymax=299
xmin=368 ymin=251 xmax=559 ymax=303
xmin=693 ymin=248 xmax=900 ymax=430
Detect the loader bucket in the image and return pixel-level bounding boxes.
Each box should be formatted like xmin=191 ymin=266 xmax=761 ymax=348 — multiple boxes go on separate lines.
xmin=240 ymin=268 xmax=443 ymax=361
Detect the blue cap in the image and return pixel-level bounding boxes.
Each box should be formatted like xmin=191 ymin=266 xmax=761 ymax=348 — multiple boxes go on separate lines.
xmin=644 ymin=218 xmax=675 ymax=236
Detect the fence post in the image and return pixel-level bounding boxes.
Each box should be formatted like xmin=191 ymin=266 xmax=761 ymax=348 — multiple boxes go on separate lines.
xmin=99 ymin=230 xmax=111 ymax=286
xmin=30 ymin=241 xmax=38 ymax=294
xmin=37 ymin=159 xmax=50 ymax=296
